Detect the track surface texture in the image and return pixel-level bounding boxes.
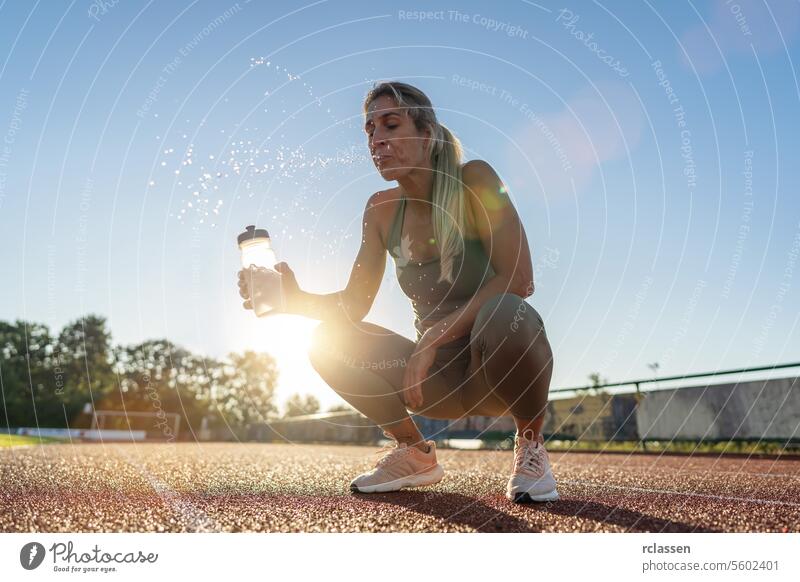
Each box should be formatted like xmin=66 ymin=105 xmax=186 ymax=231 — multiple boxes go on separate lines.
xmin=1 ymin=442 xmax=798 ymax=533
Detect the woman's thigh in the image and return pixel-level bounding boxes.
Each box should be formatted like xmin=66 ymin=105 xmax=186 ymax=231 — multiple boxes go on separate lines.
xmin=309 ymin=319 xmax=413 ymax=391
xmin=309 ymin=319 xmax=470 ymax=419
xmin=459 ymin=293 xmax=552 ymax=418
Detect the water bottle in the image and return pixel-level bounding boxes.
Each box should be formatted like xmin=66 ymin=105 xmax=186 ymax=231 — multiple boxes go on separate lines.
xmin=237 ymin=224 xmax=284 ymax=316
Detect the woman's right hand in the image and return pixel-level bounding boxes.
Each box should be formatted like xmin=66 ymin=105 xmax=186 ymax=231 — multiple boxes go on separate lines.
xmin=237 ymin=263 xmax=302 ymax=316
xmin=272 ymin=262 xmax=302 ymax=314
xmin=237 ymin=267 xmax=256 ymax=311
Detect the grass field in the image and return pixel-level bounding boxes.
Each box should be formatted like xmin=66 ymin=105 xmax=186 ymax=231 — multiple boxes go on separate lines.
xmin=455 ymin=434 xmax=800 ymax=456
xmin=531 ymin=439 xmax=800 ymax=456
xmin=0 ymin=434 xmax=66 ymax=447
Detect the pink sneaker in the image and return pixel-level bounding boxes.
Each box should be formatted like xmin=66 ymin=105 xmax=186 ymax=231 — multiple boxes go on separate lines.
xmin=506 ymin=429 xmax=560 ymax=503
xmin=350 ymin=432 xmax=444 ymax=493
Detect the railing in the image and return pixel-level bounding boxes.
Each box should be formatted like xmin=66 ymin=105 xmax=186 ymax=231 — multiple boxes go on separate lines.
xmin=249 ymin=362 xmax=800 ymax=450
xmin=551 ymin=361 xmax=800 ymax=451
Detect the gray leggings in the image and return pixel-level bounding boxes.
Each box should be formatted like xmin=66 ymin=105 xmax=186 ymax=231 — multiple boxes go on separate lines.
xmin=307 ymin=292 xmax=554 ymax=429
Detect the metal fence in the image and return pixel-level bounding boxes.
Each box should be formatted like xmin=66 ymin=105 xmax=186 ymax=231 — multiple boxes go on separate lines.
xmin=550 ymin=361 xmax=800 ymax=450
xmin=250 ymin=362 xmax=800 ymax=449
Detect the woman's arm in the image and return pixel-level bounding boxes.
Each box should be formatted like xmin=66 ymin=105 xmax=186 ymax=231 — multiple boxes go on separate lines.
xmin=290 ymin=191 xmax=388 ymax=322
xmin=419 ymin=160 xmax=534 ymax=349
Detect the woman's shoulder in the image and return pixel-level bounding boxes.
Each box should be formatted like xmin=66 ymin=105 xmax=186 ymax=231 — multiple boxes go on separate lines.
xmin=460 ymin=159 xmax=501 ymax=238
xmin=461 ymin=158 xmax=514 ymax=221
xmin=461 ymin=159 xmax=501 ymax=189
xmin=367 ymin=187 xmax=404 ymax=250
xmin=367 ymin=187 xmax=403 ymax=220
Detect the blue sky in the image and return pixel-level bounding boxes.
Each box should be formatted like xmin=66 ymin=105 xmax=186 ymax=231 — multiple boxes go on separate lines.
xmin=1 ymin=0 xmax=798 ymax=409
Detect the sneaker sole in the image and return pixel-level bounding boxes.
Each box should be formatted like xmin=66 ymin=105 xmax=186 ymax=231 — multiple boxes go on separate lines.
xmin=509 ymin=489 xmax=560 ymax=503
xmin=350 ymin=463 xmax=444 ymax=493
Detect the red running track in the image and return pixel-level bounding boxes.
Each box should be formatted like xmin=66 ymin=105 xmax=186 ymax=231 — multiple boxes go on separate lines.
xmin=1 ymin=442 xmax=798 ymax=532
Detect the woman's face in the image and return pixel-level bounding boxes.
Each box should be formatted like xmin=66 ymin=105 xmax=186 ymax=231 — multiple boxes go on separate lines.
xmin=365 ymin=94 xmax=431 ymax=181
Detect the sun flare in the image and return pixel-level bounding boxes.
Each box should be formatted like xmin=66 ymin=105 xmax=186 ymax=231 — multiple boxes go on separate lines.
xmin=247 ymin=314 xmax=317 ymax=360
xmin=243 ymin=314 xmax=335 ymax=408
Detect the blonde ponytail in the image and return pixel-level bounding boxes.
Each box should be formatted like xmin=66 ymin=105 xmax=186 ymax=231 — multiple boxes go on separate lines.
xmin=429 ymin=122 xmax=465 ymax=284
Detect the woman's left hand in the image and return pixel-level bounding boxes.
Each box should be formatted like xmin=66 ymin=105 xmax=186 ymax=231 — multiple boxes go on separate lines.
xmin=401 ymin=335 xmax=438 ymax=410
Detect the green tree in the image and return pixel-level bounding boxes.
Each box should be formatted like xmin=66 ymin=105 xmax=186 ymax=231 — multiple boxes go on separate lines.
xmin=1 ymin=315 xmax=279 ymax=436
xmin=108 ymin=339 xmax=186 ymax=411
xmin=586 ymin=372 xmax=608 ymax=396
xmin=208 ymin=350 xmax=279 ymax=429
xmin=56 ymin=314 xmax=115 ymax=425
xmin=326 ymin=403 xmax=354 ymax=413
xmin=0 ymin=319 xmax=61 ymax=427
xmin=283 ymin=393 xmax=320 ymax=417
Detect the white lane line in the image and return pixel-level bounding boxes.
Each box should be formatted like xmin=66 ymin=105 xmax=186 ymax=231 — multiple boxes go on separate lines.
xmin=116 ymin=445 xmax=220 ymax=532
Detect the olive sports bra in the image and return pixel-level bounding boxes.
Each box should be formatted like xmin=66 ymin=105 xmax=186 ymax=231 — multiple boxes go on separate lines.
xmin=387 ymin=193 xmax=496 ymax=344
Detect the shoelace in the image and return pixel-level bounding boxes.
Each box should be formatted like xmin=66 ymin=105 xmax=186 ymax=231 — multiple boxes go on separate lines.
xmin=373 ymin=431 xmax=414 ymax=468
xmin=514 ymin=436 xmax=544 ymax=474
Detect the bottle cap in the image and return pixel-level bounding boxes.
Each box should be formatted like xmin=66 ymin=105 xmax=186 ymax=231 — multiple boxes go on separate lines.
xmin=237 ymin=224 xmax=270 ymax=245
